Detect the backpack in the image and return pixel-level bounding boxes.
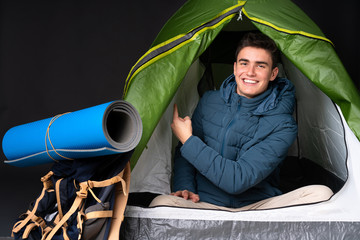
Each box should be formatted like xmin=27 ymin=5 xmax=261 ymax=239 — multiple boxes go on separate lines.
xmin=11 ymin=152 xmax=132 ymax=240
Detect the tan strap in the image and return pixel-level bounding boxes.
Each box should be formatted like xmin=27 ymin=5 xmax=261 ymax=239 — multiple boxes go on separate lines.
xmin=45 ymin=112 xmax=73 ymax=161
xmin=84 ymin=210 xmax=113 ymax=221
xmin=76 ymin=211 xmax=84 ymax=240
xmin=53 ymin=213 xmax=60 ymax=225
xmin=12 ymin=187 xmax=47 ymax=233
xmin=108 ymin=161 xmax=131 ymax=240
xmin=85 ymin=172 xmax=127 ymax=204
xmin=55 ymin=178 xmax=68 ymax=228
xmin=62 ymin=226 xmax=70 ymax=240
xmin=88 ymin=188 xmax=102 ymax=204
xmin=41 ymin=171 xmax=54 ymax=189
xmin=39 ymin=206 xmax=57 ymax=239
xmin=45 ymin=196 xmax=84 ymax=240
xmin=42 ymin=225 xmax=53 ymax=238
xmin=22 ymin=223 xmax=37 ymax=239
xmin=40 ymin=171 xmax=54 ymax=182
xmin=41 ymin=227 xmax=53 ymax=240
xmin=11 ymin=220 xmax=22 ymax=237
xmin=87 ymin=175 xmax=125 ymax=189
xmin=45 ymin=182 xmax=88 ymax=240
xmin=21 ymin=215 xmax=47 ymax=238
xmin=33 ymin=216 xmax=46 ymax=228
xmin=13 ymin=171 xmax=54 ymax=234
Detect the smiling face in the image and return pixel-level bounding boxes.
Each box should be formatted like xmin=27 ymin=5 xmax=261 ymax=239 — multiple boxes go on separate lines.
xmin=233 ymin=46 xmax=279 ymax=98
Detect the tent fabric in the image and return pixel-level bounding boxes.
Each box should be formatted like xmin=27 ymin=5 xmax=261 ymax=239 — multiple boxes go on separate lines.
xmin=124 ymin=50 xmax=360 ymax=237
xmin=280 ymin=56 xmax=348 ymax=181
xmin=123 ymin=3 xmax=242 ymax=168
xmin=130 ymin=60 xmax=203 ymax=195
xmin=149 ymin=0 xmax=242 ymax=47
xmin=123 ymin=0 xmax=360 ymax=169
xmin=242 ymin=1 xmax=360 ymax=142
xmin=121 ymin=215 xmax=360 ymax=239
xmin=121 ymin=0 xmax=360 ymax=238
xmin=2 ymin=100 xmax=142 ymax=167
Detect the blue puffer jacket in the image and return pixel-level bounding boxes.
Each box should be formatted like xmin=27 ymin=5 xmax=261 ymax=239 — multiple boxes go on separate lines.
xmin=173 ymin=75 xmax=298 ymax=208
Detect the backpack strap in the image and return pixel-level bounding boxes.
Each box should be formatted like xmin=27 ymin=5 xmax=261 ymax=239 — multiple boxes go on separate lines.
xmin=54 ymin=178 xmax=72 ymax=240
xmin=44 ymin=183 xmax=87 ymax=240
xmin=12 ymin=171 xmax=54 ymax=235
xmin=108 ymin=161 xmax=131 ymax=240
xmin=22 ymin=223 xmax=37 ymax=239
xmin=55 ymin=178 xmax=68 ymax=228
xmin=76 ymin=207 xmax=84 ymax=239
xmin=43 ymin=161 xmax=131 ymax=240
xmin=20 ymin=212 xmax=49 ymax=239
xmin=84 ymin=210 xmax=113 ymax=220
xmin=45 ymin=168 xmax=129 ymax=240
xmin=83 ymin=163 xmax=130 ymax=221
xmin=87 ymin=173 xmax=127 ymax=189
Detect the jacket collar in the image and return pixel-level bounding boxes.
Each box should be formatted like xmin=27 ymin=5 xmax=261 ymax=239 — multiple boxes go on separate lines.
xmin=220 ymin=74 xmax=295 ymax=115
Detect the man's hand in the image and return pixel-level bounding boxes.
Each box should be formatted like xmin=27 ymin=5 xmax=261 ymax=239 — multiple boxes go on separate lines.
xmin=171 ymin=104 xmax=192 ymax=144
xmin=171 ymin=190 xmax=200 ymax=203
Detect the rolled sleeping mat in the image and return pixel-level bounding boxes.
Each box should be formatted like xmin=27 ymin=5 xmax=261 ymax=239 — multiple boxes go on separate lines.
xmin=2 ymin=100 xmax=142 ymax=167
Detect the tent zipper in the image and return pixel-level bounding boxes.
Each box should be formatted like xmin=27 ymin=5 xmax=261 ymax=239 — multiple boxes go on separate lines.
xmin=123 ymin=4 xmax=244 ymax=97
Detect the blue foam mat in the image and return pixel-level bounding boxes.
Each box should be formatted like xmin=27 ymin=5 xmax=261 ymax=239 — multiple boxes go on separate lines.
xmin=2 ymin=100 xmax=142 ymax=167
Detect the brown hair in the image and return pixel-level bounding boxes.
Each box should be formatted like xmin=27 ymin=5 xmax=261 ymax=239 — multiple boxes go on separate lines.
xmin=235 ymin=32 xmax=280 ymax=69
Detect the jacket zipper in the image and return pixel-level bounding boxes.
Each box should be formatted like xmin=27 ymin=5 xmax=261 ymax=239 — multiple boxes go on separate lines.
xmin=220 ymin=103 xmax=241 ymax=156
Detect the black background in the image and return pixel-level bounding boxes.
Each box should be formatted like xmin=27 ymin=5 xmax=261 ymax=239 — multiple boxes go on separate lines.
xmin=0 ymin=0 xmax=358 ymax=236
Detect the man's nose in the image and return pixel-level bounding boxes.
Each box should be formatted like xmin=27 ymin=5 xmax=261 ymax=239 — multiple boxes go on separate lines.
xmin=246 ymin=65 xmax=256 ymax=76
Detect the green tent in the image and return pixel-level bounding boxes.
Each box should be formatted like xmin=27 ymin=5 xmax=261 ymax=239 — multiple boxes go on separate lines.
xmin=123 ymin=0 xmax=360 ymax=168
xmin=121 ymin=0 xmax=360 ymax=238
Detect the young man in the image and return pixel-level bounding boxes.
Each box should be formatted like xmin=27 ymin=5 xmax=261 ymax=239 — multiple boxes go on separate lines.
xmin=150 ymin=32 xmax=333 ymax=210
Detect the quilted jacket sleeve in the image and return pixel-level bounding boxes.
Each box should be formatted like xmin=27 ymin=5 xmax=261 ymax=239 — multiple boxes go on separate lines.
xmin=172 ymin=143 xmax=197 ymax=193
xmin=180 ymin=117 xmax=297 ymax=195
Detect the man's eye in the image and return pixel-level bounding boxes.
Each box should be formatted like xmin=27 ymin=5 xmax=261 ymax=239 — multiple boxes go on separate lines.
xmin=258 ymin=65 xmax=265 ymax=68
xmin=240 ymin=62 xmax=247 ymax=66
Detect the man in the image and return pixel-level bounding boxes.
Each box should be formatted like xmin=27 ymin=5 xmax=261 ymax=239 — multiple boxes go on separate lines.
xmin=150 ymin=32 xmax=332 ymax=210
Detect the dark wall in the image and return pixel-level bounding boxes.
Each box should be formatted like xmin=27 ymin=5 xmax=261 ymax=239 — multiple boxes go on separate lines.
xmin=0 ymin=0 xmax=187 ymax=235
xmin=0 ymin=0 xmax=358 ymax=236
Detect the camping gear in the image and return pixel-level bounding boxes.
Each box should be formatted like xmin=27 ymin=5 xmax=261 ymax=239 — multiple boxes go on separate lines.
xmin=6 ymin=100 xmax=142 ymax=239
xmin=120 ymin=0 xmax=360 ymax=238
xmin=11 ymin=153 xmax=131 ymax=240
xmin=2 ymin=100 xmax=142 ymax=167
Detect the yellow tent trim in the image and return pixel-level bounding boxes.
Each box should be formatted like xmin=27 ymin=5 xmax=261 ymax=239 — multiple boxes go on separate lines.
xmin=242 ymin=8 xmax=333 ymax=45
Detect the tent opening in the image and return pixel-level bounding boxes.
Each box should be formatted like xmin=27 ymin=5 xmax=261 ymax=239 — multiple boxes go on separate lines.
xmin=196 ymin=17 xmax=348 ymax=196
xmin=128 ymin=16 xmax=347 ymax=210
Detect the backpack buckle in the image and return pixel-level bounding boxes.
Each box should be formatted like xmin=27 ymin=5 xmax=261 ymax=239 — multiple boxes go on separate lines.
xmin=77 ymin=182 xmax=88 ymax=199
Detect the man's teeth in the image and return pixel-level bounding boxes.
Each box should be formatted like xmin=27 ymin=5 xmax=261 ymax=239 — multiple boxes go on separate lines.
xmin=243 ymin=79 xmax=257 ymax=83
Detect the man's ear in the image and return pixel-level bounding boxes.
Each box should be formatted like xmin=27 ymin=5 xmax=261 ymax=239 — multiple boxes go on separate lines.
xmin=270 ymin=67 xmax=279 ymax=81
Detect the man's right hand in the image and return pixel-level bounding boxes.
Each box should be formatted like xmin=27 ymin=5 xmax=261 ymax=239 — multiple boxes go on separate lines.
xmin=171 ymin=104 xmax=193 ymax=144
xmin=171 ymin=190 xmax=200 ymax=203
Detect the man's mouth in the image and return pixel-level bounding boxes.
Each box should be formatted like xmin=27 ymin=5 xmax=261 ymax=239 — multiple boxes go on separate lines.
xmin=243 ymin=79 xmax=258 ymax=84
